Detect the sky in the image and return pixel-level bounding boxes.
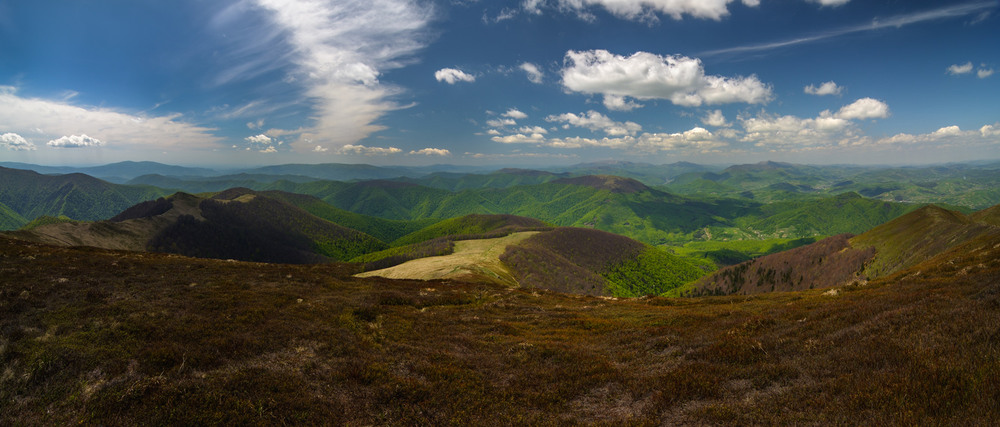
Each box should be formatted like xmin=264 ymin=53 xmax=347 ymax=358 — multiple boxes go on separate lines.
xmin=0 ymin=0 xmax=998 ymax=167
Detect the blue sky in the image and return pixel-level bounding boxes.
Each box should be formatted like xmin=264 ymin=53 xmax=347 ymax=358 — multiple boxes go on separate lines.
xmin=0 ymin=0 xmax=998 ymax=167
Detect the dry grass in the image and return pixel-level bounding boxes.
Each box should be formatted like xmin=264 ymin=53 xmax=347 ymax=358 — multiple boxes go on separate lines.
xmin=356 ymin=231 xmax=539 ymax=286
xmin=1 ymin=233 xmax=999 ymax=425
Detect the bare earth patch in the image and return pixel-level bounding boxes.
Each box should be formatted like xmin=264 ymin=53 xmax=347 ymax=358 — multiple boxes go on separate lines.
xmin=356 ymin=231 xmax=540 ymax=286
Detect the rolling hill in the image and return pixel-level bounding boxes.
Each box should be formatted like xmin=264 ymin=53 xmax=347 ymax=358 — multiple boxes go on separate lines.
xmin=6 ymin=190 xmax=389 ymax=263
xmin=689 ymin=203 xmax=1000 ymax=296
xmin=0 ymin=166 xmax=170 ymax=229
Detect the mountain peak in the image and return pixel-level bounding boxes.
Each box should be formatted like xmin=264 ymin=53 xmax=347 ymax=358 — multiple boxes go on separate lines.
xmin=554 ymin=175 xmax=649 ymax=193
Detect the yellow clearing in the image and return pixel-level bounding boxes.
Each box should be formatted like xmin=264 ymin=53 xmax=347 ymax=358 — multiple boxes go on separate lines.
xmin=355 ymin=231 xmax=540 ymax=286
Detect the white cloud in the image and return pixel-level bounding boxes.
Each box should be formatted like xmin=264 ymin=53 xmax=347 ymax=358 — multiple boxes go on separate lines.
xmin=603 ymin=94 xmax=642 ymax=111
xmin=487 ymin=129 xmax=502 ymax=135
xmin=259 ymin=146 xmax=278 ymax=153
xmin=552 ymin=0 xmax=757 ymax=22
xmin=0 ymin=86 xmax=220 ymax=152
xmin=503 ymin=108 xmax=528 ymax=119
xmin=546 ymin=110 xmax=642 ymax=136
xmin=740 ymin=98 xmax=889 ymax=147
xmin=561 ymin=50 xmax=772 ymax=108
xmin=947 ymin=62 xmax=974 ymax=75
xmin=518 ymin=126 xmax=548 ymax=134
xmin=410 ymin=147 xmax=451 ymax=156
xmin=931 ymin=125 xmax=964 ymax=138
xmin=520 ymin=62 xmax=544 ymax=84
xmin=978 ymin=67 xmax=994 ymax=79
xmin=338 ymin=144 xmax=402 ymax=155
xmin=702 ymin=3 xmax=995 ymax=57
xmin=835 ymin=97 xmax=889 ymax=120
xmin=246 ymin=119 xmax=265 ymax=129
xmin=313 ymin=145 xmax=329 ymax=152
xmin=486 ymin=118 xmax=517 ymax=128
xmin=808 ymin=0 xmax=850 ymax=7
xmin=47 ymin=134 xmax=104 ymax=149
xmin=435 ymin=68 xmax=476 ymax=84
xmin=0 ymin=133 xmax=35 ymax=151
xmin=491 ymin=133 xmax=548 ymax=144
xmin=245 ymin=134 xmax=273 ymax=145
xmin=702 ymin=110 xmax=729 ymax=127
xmin=252 ymin=0 xmax=434 ymax=152
xmin=804 ymin=81 xmax=842 ymax=96
xmin=980 ymin=124 xmax=1000 ymax=137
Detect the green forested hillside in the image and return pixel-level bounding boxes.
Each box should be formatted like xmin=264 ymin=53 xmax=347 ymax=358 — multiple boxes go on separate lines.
xmin=0 ymin=166 xmax=169 ymax=228
xmin=392 ymin=214 xmax=548 ymax=246
xmin=0 ymin=202 xmax=27 ymax=229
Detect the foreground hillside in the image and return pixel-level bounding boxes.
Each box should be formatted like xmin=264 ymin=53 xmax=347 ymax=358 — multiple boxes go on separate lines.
xmin=1 ymin=234 xmax=998 ymax=424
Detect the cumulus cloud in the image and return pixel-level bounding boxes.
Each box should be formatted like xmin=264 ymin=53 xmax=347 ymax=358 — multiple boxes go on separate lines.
xmin=702 ymin=110 xmax=729 ymax=127
xmin=804 ymin=81 xmax=842 ymax=96
xmin=251 ymin=0 xmax=434 ymax=152
xmin=435 ymin=68 xmax=476 ymax=84
xmin=0 ymin=133 xmax=35 ymax=151
xmin=338 ymin=144 xmax=402 ymax=155
xmin=740 ymin=98 xmax=889 ymax=147
xmin=313 ymin=145 xmax=329 ymax=152
xmin=259 ymin=146 xmax=278 ymax=153
xmin=552 ymin=0 xmax=760 ymax=22
xmin=978 ymin=67 xmax=994 ymax=79
xmin=947 ymin=62 xmax=974 ymax=75
xmin=520 ymin=62 xmax=544 ymax=84
xmin=245 ymin=134 xmax=273 ymax=145
xmin=603 ymin=94 xmax=643 ymax=111
xmin=835 ymin=97 xmax=889 ymax=120
xmin=47 ymin=134 xmax=104 ymax=149
xmin=491 ymin=133 xmax=548 ymax=145
xmin=981 ymin=124 xmax=1000 ymax=137
xmin=808 ymin=0 xmax=850 ymax=7
xmin=410 ymin=147 xmax=451 ymax=156
xmin=503 ymin=108 xmax=529 ymax=119
xmin=518 ymin=126 xmax=548 ymax=134
xmin=0 ymin=86 xmax=220 ymax=152
xmin=546 ymin=110 xmax=642 ymax=136
xmin=560 ymin=50 xmax=772 ymax=109
xmin=486 ymin=118 xmax=517 ymax=128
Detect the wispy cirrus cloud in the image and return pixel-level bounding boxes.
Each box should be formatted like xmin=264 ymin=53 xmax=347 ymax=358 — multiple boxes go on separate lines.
xmin=702 ymin=1 xmax=997 ymax=57
xmin=250 ymin=0 xmax=435 ymax=152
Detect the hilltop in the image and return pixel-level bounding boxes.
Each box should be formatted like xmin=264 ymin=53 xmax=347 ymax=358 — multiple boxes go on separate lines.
xmin=6 ymin=190 xmax=389 ymax=263
xmin=689 ymin=203 xmax=1000 ymax=296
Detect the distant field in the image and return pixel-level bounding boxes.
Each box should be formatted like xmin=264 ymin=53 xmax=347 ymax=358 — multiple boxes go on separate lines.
xmin=356 ymin=231 xmax=540 ymax=286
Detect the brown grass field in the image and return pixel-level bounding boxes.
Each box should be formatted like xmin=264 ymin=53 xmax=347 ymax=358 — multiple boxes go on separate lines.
xmin=356 ymin=231 xmax=539 ymax=286
xmin=1 ymin=233 xmax=999 ymax=424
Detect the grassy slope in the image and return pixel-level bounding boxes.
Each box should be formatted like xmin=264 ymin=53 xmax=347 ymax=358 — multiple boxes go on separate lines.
xmin=357 ymin=231 xmax=540 ymax=286
xmin=2 ymin=234 xmax=998 ymax=424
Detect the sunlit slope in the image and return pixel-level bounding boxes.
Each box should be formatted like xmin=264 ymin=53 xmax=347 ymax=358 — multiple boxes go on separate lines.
xmin=690 ymin=203 xmax=1000 ymax=295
